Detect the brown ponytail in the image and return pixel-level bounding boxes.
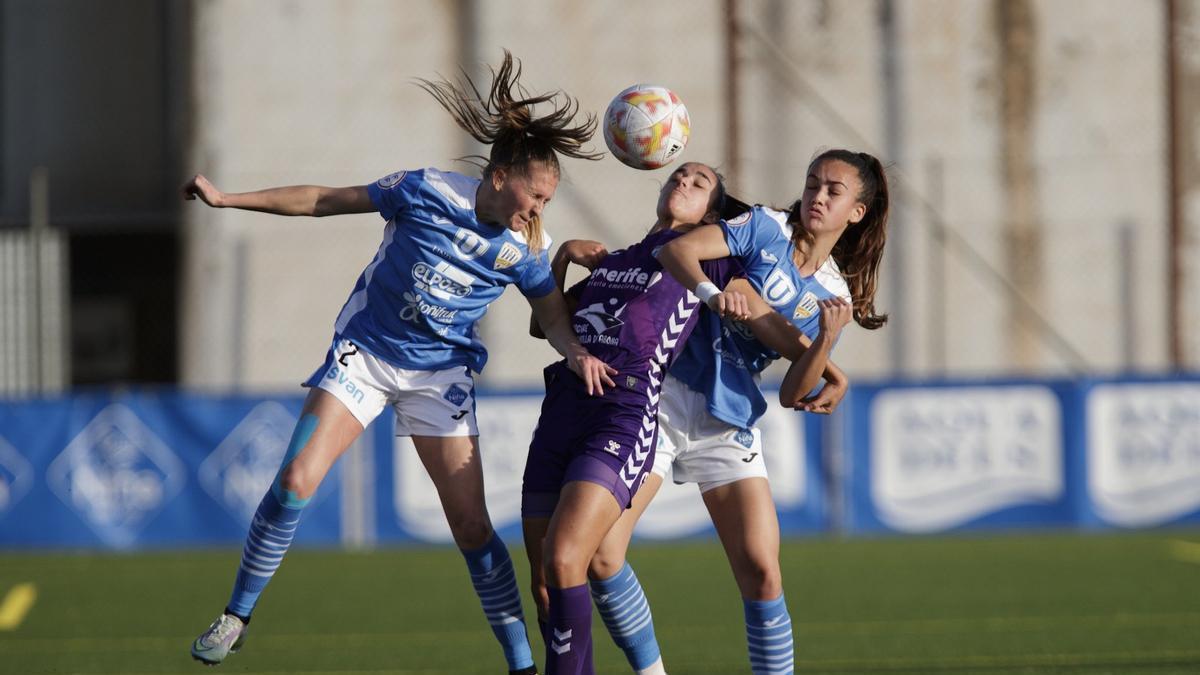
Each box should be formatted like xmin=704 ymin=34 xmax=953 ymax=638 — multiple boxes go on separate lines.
xmin=417 ymin=51 xmax=601 ymax=252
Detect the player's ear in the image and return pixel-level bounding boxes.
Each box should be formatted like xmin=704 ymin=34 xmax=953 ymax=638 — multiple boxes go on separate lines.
xmin=849 ymin=201 xmax=867 ymax=225
xmin=490 ymin=167 xmax=507 ymax=191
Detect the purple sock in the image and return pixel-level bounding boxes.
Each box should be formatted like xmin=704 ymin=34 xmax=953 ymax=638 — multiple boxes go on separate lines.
xmin=546 ymin=584 xmax=593 ymax=675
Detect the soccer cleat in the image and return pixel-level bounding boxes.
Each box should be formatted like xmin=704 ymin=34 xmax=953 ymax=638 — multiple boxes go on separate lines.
xmin=190 ymin=613 xmax=247 ymax=665
xmin=508 ymin=667 xmax=538 ymax=675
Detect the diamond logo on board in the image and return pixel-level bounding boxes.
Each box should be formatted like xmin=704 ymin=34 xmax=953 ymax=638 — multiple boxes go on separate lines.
xmin=199 ymin=402 xmax=299 ymax=524
xmin=0 ymin=435 xmax=34 ymax=514
xmin=46 ymin=404 xmax=185 ymax=547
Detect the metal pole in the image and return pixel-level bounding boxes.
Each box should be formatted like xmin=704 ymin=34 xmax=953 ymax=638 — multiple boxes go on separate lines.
xmin=880 ymin=0 xmax=907 ymax=374
xmin=724 ymin=0 xmax=741 ymax=187
xmin=1166 ymin=0 xmax=1184 ymax=368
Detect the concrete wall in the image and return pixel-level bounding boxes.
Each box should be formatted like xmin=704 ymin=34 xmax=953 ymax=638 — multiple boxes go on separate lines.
xmin=180 ymin=0 xmax=1197 ymax=391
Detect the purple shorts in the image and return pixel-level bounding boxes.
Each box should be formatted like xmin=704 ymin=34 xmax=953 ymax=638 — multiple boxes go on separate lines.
xmin=522 ymin=362 xmax=659 ymax=518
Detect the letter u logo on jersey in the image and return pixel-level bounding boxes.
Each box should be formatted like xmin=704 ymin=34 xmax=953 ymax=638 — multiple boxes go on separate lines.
xmin=453 ymin=228 xmax=490 ymax=260
xmin=762 ymin=269 xmax=798 ymax=307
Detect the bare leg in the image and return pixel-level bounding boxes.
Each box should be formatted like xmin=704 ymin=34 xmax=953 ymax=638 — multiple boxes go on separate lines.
xmin=703 ymin=477 xmax=792 ymax=674
xmin=413 ymin=434 xmax=536 ymax=672
xmin=588 ymin=474 xmax=667 ymax=674
xmin=543 ymin=481 xmax=624 ymax=675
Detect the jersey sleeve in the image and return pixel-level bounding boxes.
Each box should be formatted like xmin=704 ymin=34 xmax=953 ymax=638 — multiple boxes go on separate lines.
xmin=515 ymin=251 xmax=557 ymax=298
xmin=365 ymin=169 xmax=421 ymax=221
xmin=721 ymin=207 xmax=778 ymax=263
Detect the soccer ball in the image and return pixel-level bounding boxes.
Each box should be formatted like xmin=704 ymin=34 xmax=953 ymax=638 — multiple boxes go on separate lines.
xmin=602 ymin=84 xmax=690 ymax=170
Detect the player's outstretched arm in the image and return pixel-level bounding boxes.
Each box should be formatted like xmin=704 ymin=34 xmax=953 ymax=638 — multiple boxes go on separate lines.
xmin=530 ymin=240 xmax=607 ymax=339
xmin=528 ymin=288 xmax=617 ymax=396
xmin=181 ymin=174 xmax=375 ymax=217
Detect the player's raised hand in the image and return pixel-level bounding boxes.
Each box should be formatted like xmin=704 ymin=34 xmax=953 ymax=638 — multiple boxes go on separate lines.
xmin=182 ymin=174 xmax=225 ymax=207
xmin=567 ymin=350 xmax=618 ymax=396
xmin=561 ymin=240 xmax=609 ymax=270
xmin=818 ymin=297 xmax=852 ymax=339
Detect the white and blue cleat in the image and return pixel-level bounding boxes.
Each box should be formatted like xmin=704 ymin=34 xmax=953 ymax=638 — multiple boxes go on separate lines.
xmin=190 ymin=613 xmax=247 ymax=666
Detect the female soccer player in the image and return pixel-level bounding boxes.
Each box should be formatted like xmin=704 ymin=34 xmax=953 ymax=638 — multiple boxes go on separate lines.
xmin=604 ymin=148 xmax=886 ymax=675
xmin=183 ymin=52 xmax=613 ymax=675
xmin=520 ymin=161 xmax=844 ymax=675
xmin=538 ymin=196 xmax=855 ymax=675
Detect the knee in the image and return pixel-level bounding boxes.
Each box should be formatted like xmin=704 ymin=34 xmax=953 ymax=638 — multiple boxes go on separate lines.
xmin=277 ymin=462 xmax=319 ymax=501
xmin=587 ymin=550 xmax=626 ymax=581
xmin=446 ymin=514 xmax=493 ymax=550
xmin=544 ymin=545 xmax=590 ymax=587
xmin=736 ymin=557 xmax=783 ymax=601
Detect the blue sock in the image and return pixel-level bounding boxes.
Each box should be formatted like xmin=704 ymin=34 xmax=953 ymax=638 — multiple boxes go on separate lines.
xmin=461 ymin=534 xmax=534 ymax=671
xmin=744 ymin=594 xmax=794 ymax=675
xmin=226 ymin=488 xmax=303 ymax=618
xmin=591 ymin=563 xmax=661 ymax=670
xmin=225 ymin=414 xmax=316 ymax=619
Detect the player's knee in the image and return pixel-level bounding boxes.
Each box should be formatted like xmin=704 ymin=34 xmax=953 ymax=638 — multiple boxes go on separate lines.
xmin=587 ymin=550 xmax=625 ymax=581
xmin=544 ymin=545 xmax=589 ymax=586
xmin=738 ymin=560 xmax=783 ymax=600
xmin=446 ymin=515 xmax=493 ymax=550
xmin=277 ymin=463 xmax=319 ymax=501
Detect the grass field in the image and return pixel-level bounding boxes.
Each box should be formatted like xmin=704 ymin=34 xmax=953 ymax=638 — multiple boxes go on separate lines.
xmin=3 ymin=530 xmax=1200 ymax=674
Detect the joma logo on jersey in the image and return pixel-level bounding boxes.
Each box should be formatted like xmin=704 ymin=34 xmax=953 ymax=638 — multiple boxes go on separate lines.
xmin=453 ymin=229 xmax=490 ymax=260
xmin=412 ymin=262 xmax=475 ymax=300
xmin=493 ymin=242 xmax=523 ymax=270
xmin=762 ymin=269 xmax=798 ymax=307
xmin=793 ymin=291 xmax=819 ymax=319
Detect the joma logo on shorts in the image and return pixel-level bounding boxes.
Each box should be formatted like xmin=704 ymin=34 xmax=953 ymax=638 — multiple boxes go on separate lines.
xmin=325 ymin=366 xmax=366 ymax=404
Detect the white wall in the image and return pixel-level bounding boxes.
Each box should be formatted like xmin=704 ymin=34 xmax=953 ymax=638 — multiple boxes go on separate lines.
xmin=181 ymin=0 xmax=1195 ymax=392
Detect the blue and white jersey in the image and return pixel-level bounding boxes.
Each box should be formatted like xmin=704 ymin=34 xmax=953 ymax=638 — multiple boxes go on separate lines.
xmin=669 ymin=206 xmax=850 ymax=429
xmin=331 ymin=168 xmax=556 ymax=373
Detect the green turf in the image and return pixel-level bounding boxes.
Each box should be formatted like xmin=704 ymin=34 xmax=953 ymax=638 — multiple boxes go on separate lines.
xmin=2 ymin=531 xmax=1199 ymax=674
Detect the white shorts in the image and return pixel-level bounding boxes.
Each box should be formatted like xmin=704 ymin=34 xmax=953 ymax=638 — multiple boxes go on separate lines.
xmin=652 ymin=373 xmax=768 ymax=492
xmin=304 ymin=337 xmax=479 ymax=436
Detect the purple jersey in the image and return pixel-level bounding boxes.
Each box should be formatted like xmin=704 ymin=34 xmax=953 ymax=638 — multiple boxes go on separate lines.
xmin=566 ymin=228 xmax=738 ymax=387
xmin=523 ymin=228 xmax=738 ymax=514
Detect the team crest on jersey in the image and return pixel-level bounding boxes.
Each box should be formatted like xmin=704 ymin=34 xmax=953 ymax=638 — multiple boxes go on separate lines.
xmin=494 ymin=242 xmax=523 ymax=270
xmin=377 ymin=171 xmax=406 ymax=188
xmin=762 ymin=269 xmax=798 ymax=307
xmin=727 ymin=211 xmax=752 ymax=227
xmin=625 ymin=375 xmax=638 ymax=389
xmin=443 ymin=384 xmax=470 ymax=406
xmin=793 ymin=291 xmax=820 ymax=319
xmin=453 ymin=228 xmax=490 ymax=261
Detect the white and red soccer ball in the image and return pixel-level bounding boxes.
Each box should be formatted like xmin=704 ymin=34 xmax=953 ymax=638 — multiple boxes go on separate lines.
xmin=603 ymin=84 xmax=690 ymax=170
